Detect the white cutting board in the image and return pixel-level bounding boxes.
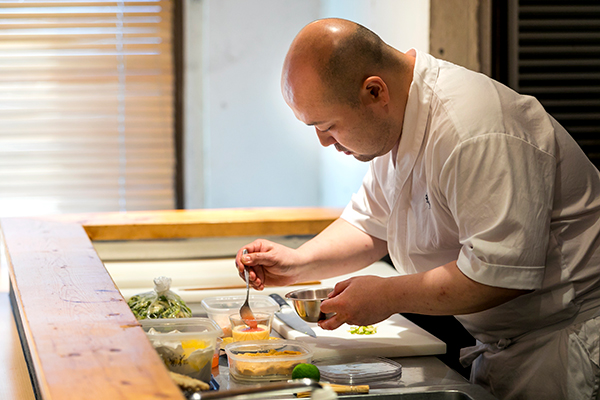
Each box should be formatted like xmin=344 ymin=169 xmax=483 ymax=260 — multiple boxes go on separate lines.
xmin=272 ymin=313 xmax=446 ymax=361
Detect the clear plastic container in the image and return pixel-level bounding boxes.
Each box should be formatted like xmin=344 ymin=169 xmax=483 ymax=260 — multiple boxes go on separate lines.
xmin=141 ymin=317 xmax=223 ymax=383
xmin=315 ymin=356 xmax=402 ymax=385
xmin=229 ymin=312 xmax=274 ymax=341
xmin=201 ymin=295 xmax=279 ymax=335
xmin=225 ymin=339 xmax=313 ymax=382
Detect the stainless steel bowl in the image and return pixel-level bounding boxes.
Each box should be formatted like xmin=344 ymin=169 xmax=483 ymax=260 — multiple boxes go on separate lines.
xmin=285 ymin=288 xmax=334 ymax=322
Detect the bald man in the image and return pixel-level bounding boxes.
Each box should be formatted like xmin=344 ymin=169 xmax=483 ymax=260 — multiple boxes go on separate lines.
xmin=236 ymin=19 xmax=600 ymax=399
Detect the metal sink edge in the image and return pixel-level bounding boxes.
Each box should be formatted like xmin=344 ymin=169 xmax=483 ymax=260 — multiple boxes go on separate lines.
xmin=350 ymin=384 xmax=498 ymax=400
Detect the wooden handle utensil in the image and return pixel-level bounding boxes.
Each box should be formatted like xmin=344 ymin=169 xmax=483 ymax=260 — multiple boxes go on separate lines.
xmin=296 ymin=383 xmax=369 ymax=397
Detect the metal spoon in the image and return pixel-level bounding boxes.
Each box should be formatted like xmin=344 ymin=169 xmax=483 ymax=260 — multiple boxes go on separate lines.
xmin=239 ymin=249 xmax=257 ymax=328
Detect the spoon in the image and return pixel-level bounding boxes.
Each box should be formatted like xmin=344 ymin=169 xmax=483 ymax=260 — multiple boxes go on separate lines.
xmin=239 ymin=249 xmax=257 ymax=328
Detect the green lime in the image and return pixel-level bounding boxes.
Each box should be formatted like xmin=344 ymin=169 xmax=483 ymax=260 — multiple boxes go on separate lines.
xmin=292 ymin=363 xmax=321 ymax=381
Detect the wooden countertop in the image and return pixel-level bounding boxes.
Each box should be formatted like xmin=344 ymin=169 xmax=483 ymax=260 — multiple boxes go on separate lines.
xmin=0 ymin=207 xmax=341 ymax=400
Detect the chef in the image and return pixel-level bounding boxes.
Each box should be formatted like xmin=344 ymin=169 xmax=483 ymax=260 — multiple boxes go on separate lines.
xmin=236 ymin=18 xmax=600 ymax=399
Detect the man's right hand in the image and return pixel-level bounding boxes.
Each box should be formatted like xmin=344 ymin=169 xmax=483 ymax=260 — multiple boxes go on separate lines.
xmin=235 ymin=239 xmax=305 ymax=290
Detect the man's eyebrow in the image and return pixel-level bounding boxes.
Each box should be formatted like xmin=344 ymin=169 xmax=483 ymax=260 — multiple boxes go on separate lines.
xmin=306 ymin=121 xmax=326 ymax=126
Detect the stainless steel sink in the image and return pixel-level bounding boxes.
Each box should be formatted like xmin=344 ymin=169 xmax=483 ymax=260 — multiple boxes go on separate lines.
xmin=348 ymin=385 xmax=497 ymax=400
xmin=349 ymin=389 xmax=476 ymax=399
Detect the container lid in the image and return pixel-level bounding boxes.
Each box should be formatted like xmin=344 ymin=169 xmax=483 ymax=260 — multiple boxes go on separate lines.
xmin=315 ymin=356 xmax=402 ymax=385
xmin=224 ymin=339 xmax=313 ymax=361
xmin=201 ymin=294 xmax=278 ymax=314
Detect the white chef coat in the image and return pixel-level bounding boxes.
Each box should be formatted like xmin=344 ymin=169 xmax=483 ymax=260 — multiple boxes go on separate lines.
xmin=341 ymin=50 xmax=600 ymax=398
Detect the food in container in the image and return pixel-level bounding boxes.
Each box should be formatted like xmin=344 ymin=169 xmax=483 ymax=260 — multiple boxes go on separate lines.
xmin=128 ymin=276 xmax=192 ymax=320
xmin=200 ymin=295 xmax=278 ymax=336
xmin=212 ymin=337 xmax=222 ymax=369
xmin=141 ymin=317 xmax=222 ymax=383
xmin=229 ymin=312 xmax=273 ymax=342
xmin=225 ymin=340 xmax=313 ymax=382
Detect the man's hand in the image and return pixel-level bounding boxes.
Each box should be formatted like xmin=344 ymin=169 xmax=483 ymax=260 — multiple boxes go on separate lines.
xmin=235 ymin=218 xmax=389 ymax=290
xmin=235 ymin=239 xmax=304 ymax=290
xmin=318 ymin=275 xmax=395 ymax=330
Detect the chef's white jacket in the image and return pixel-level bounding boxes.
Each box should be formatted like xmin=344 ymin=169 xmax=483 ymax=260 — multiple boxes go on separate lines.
xmin=341 ymin=50 xmax=600 ymax=346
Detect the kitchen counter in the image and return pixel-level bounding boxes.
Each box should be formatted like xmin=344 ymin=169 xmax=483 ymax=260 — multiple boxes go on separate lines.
xmin=0 ymin=277 xmax=492 ymax=400
xmin=0 ymin=208 xmax=495 ymax=399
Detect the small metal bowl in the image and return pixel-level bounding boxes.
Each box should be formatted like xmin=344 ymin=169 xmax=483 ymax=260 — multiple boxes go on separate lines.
xmin=285 ymin=288 xmax=334 ymax=322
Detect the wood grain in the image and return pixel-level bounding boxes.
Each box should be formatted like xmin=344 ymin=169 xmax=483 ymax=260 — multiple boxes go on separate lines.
xmin=50 ymin=207 xmax=342 ymax=241
xmin=2 ymin=217 xmax=185 ymax=400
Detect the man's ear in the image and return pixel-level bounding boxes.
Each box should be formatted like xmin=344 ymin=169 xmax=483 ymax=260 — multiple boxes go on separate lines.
xmin=360 ymin=76 xmax=389 ymax=106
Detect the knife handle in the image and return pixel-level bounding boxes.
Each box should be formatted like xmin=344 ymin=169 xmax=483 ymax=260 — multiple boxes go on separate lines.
xmin=269 ymin=293 xmax=290 ymax=308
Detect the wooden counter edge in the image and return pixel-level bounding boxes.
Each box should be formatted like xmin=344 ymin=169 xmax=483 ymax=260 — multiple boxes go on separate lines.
xmin=1 ymin=217 xmax=186 ymax=400
xmin=45 ymin=207 xmax=343 ymax=241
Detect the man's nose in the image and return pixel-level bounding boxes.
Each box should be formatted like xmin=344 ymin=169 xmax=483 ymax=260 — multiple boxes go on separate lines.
xmin=316 ymin=128 xmax=336 ymax=147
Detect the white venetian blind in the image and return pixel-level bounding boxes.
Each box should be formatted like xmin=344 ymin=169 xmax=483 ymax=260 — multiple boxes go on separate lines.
xmin=0 ymin=0 xmax=176 ymax=218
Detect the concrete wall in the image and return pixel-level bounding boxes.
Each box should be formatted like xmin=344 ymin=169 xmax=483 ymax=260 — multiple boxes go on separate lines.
xmin=183 ymin=0 xmax=430 ymax=209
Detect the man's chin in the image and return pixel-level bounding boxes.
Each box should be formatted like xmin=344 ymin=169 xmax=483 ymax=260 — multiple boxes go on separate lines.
xmin=353 ymin=153 xmax=376 ymax=162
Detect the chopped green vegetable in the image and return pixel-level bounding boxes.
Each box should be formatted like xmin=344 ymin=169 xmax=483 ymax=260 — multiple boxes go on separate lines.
xmin=127 ymin=276 xmax=192 ymax=320
xmin=348 ymin=325 xmax=377 ymax=335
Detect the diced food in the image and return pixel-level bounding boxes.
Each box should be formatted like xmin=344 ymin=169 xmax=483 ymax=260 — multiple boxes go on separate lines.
xmin=128 ymin=276 xmax=192 ymax=320
xmin=348 ymin=325 xmax=377 ymax=335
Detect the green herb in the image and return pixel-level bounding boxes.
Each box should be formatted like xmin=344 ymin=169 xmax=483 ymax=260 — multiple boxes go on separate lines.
xmin=348 ymin=325 xmax=377 ymax=335
xmin=127 ymin=285 xmax=192 ymax=320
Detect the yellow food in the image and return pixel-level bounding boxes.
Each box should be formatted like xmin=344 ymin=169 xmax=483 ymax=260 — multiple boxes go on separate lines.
xmin=238 ymin=349 xmax=302 ymax=357
xmin=181 ymin=339 xmax=208 ymax=358
xmin=222 ymin=336 xmax=278 ymax=347
xmin=231 ymin=349 xmax=304 ymax=377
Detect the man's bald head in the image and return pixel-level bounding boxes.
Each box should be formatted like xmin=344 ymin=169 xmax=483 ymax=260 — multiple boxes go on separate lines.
xmin=282 ymin=18 xmax=405 ymax=107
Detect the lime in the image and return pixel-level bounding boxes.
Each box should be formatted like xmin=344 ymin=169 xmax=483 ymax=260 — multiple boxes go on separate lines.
xmin=292 ymin=363 xmax=321 ymax=381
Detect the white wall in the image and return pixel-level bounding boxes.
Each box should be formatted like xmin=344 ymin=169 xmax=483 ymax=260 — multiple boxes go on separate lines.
xmin=184 ymin=0 xmax=430 ymax=209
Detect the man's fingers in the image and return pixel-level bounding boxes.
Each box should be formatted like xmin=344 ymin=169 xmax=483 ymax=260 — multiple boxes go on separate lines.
xmin=251 ymin=267 xmax=265 ymax=290
xmin=328 ymin=278 xmax=352 ymax=298
xmin=317 ymin=313 xmax=344 ymax=330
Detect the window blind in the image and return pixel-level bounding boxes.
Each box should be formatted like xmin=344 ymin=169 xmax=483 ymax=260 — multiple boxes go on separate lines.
xmin=507 ymin=0 xmax=600 ymax=167
xmin=0 ymin=0 xmax=176 ymax=218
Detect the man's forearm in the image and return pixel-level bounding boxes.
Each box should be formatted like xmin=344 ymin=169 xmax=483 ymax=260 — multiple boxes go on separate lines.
xmin=296 ymin=218 xmax=389 ymax=281
xmin=383 ymin=260 xmax=531 ymax=316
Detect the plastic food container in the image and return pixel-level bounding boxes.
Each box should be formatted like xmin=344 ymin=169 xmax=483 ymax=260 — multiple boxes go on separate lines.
xmin=225 ymin=340 xmax=313 ymax=382
xmin=201 ymin=295 xmax=279 ymax=335
xmin=315 ymin=356 xmax=402 ymax=384
xmin=229 ymin=312 xmax=274 ymax=342
xmin=141 ymin=317 xmax=223 ymax=383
